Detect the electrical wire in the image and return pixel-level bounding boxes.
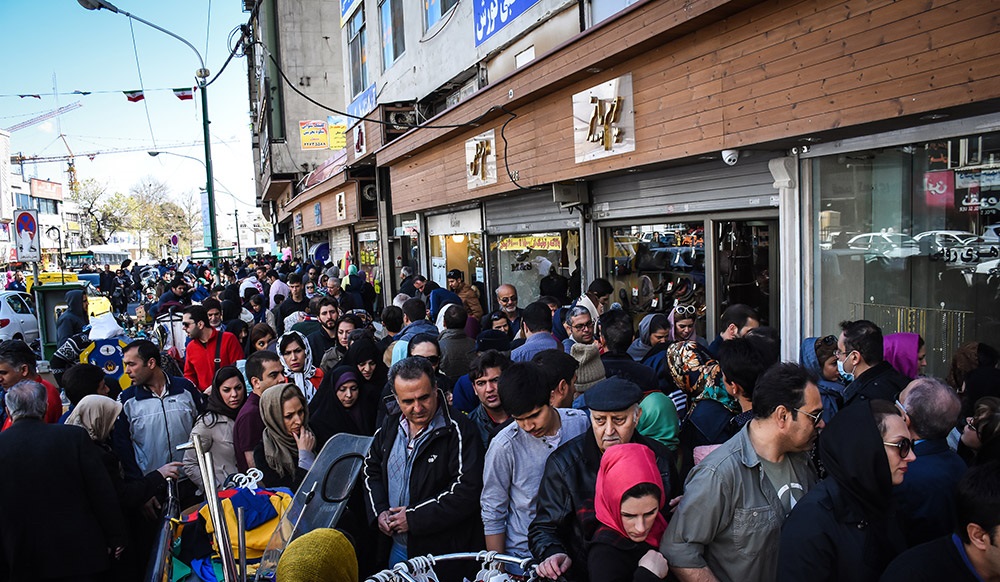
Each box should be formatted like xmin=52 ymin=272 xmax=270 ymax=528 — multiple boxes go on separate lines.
xmin=205 ymin=0 xmax=213 ymax=63
xmin=498 ymin=105 xmax=542 ymax=192
xmin=128 ymin=17 xmax=158 ymax=149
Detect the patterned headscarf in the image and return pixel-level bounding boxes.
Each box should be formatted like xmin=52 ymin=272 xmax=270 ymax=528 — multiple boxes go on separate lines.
xmin=667 ymin=340 xmax=736 ymax=413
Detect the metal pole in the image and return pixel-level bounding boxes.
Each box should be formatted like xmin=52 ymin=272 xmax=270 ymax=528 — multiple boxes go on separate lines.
xmin=234 ymin=208 xmax=241 ymax=257
xmin=200 ymin=82 xmax=220 ymax=275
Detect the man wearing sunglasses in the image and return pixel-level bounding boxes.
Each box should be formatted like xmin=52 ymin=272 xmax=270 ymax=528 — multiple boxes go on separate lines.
xmin=837 ymin=319 xmax=910 ymax=408
xmin=893 ymin=378 xmax=966 ymax=546
xmin=663 ymin=363 xmax=822 ymax=582
xmin=493 ymin=284 xmax=523 ymax=335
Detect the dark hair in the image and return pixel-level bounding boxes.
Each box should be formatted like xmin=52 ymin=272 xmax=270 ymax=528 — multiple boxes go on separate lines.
xmin=955 ymin=461 xmax=1000 ymax=543
xmin=337 ymin=313 xmax=363 ymax=336
xmin=414 ymin=275 xmax=427 ymax=284
xmin=247 ymin=323 xmax=276 ymax=354
xmin=245 ymin=350 xmax=281 ymax=382
xmin=288 ymin=273 xmax=303 ymax=285
xmin=538 ymin=295 xmax=561 ymax=310
xmin=316 ymin=296 xmax=338 ymax=313
xmin=717 ymin=338 xmax=771 ymax=400
xmin=170 ymin=277 xmax=187 ymax=290
xmin=521 ymin=302 xmax=551 ymax=333
xmin=532 ymin=349 xmax=579 ymax=386
xmin=278 ymin=332 xmax=306 ymax=354
xmin=978 ymin=342 xmax=1000 ymax=369
xmin=202 ymin=366 xmax=246 ymax=424
xmin=306 ymin=296 xmax=324 ymax=315
xmin=469 ymin=350 xmax=511 ymax=382
xmin=598 ymin=309 xmax=634 ymax=354
xmin=648 ymin=314 xmax=670 ymax=336
xmin=443 ymin=304 xmax=467 ymax=330
xmin=869 ymin=399 xmax=903 ymax=436
xmin=123 ymin=339 xmax=160 ymax=368
xmin=904 ymin=378 xmax=961 ymax=440
xmin=621 ymin=482 xmax=661 ymax=503
xmin=266 ymin=269 xmax=279 ymax=280
xmin=840 ymin=319 xmax=884 ymax=365
xmin=407 ymin=333 xmax=440 ymax=356
xmin=402 ymin=298 xmax=427 ymax=323
xmin=381 ymin=305 xmax=404 ymax=333
xmin=183 ymin=305 xmax=210 ymax=326
xmin=202 ymin=298 xmax=222 ymax=314
xmin=587 ymin=278 xmax=614 ymax=297
xmin=0 ymin=340 xmax=37 ymax=373
xmin=388 ymin=356 xmax=435 ymax=390
xmin=745 ymin=327 xmax=780 ymax=366
xmin=814 ymin=335 xmax=838 ymax=365
xmin=719 ymin=304 xmax=759 ymax=333
xmin=498 ymin=362 xmax=550 ymax=417
xmin=61 ymin=363 xmax=106 ymax=407
xmin=752 ymin=362 xmax=817 ymax=419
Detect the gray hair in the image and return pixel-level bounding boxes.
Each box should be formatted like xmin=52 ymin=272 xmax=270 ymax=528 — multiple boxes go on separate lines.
xmin=4 ymin=380 xmax=48 ymax=421
xmin=902 ymin=377 xmax=961 ymax=439
xmin=392 ymin=293 xmax=411 ymax=308
xmin=564 ymin=305 xmax=591 ymax=326
xmin=388 ymin=356 xmax=436 ymax=393
xmin=400 ymin=266 xmax=413 ymax=277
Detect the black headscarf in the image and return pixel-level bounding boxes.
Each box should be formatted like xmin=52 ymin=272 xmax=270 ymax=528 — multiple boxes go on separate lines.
xmin=818 ymin=400 xmax=893 ymax=519
xmin=202 ymin=365 xmax=246 ymax=423
xmin=344 ymin=335 xmax=388 ymax=390
xmin=308 ymin=366 xmax=378 ymax=447
xmin=961 ymin=367 xmax=1000 ymax=419
xmin=221 ymin=299 xmax=242 ymax=322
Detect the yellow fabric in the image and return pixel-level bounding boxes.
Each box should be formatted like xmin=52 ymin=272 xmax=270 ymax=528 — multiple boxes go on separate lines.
xmin=277 ymin=528 xmax=358 ymax=582
xmin=199 ymin=490 xmax=293 ymax=559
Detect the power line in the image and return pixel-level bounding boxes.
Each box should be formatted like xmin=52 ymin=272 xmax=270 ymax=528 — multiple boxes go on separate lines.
xmin=128 ymin=18 xmax=159 ymax=149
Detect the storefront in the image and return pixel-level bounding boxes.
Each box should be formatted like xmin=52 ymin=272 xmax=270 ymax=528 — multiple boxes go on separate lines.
xmin=425 ymin=208 xmax=485 ymax=289
xmin=801 ymin=114 xmax=1000 ymax=377
xmin=355 ymin=227 xmax=381 ymax=284
xmin=590 ymin=157 xmax=781 ymax=339
xmin=484 ymin=191 xmax=581 ymax=307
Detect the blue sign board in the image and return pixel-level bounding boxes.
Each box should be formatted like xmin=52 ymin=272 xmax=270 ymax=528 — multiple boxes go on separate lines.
xmin=340 ymin=0 xmax=363 ymax=27
xmin=348 ymin=83 xmax=377 ymax=123
xmin=474 ymin=0 xmax=541 ymax=47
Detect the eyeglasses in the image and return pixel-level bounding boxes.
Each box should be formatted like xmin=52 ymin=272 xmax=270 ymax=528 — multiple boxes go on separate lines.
xmin=883 ymin=437 xmax=913 ymax=459
xmin=498 ymin=296 xmax=518 ymax=303
xmin=795 ymin=408 xmax=824 ymax=426
xmin=895 ymin=399 xmax=908 ymax=416
xmin=570 ymin=320 xmax=595 ymax=331
xmin=834 ymin=349 xmax=855 ymax=359
xmin=674 ymin=305 xmax=696 ymax=316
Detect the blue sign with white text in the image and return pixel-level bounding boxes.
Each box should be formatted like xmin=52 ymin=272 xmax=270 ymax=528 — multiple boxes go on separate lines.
xmin=348 ymin=83 xmax=377 ymax=123
xmin=474 ymin=0 xmax=541 ymax=47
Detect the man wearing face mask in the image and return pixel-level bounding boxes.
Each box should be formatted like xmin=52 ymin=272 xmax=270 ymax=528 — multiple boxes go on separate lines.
xmin=529 ymin=377 xmax=679 ymax=581
xmin=836 ymin=320 xmax=910 ymax=408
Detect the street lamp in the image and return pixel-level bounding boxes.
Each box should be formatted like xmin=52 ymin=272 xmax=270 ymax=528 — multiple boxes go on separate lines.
xmin=45 ymin=226 xmax=64 ymax=284
xmin=79 ymin=0 xmax=219 ymax=275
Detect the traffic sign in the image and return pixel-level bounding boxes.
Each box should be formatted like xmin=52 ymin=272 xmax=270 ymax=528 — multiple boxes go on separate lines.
xmin=14 ymin=209 xmax=40 ymax=262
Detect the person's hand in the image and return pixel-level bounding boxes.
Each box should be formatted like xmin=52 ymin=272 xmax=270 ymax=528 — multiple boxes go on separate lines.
xmin=156 ymin=461 xmax=183 ymax=480
xmin=377 ymin=510 xmax=393 ymax=536
xmin=536 ymin=553 xmax=572 ymax=579
xmin=141 ymin=497 xmax=162 ymax=521
xmin=294 ymin=427 xmax=315 ymax=452
xmin=669 ymin=495 xmax=683 ymax=514
xmin=388 ymin=506 xmax=409 ymax=533
xmin=638 ymin=549 xmax=670 ymax=579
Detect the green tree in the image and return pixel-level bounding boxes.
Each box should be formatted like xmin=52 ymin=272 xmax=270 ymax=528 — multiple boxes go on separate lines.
xmin=70 ymin=178 xmax=138 ymax=245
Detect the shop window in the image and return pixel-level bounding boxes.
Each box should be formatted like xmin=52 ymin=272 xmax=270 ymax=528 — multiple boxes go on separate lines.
xmin=488 ymin=231 xmax=580 ymax=308
xmin=589 ymin=0 xmax=640 ymax=27
xmin=425 ymin=0 xmax=457 ymax=31
xmin=430 ymin=232 xmax=484 ymax=289
xmin=348 ymin=6 xmax=369 ymax=98
xmin=601 ymin=223 xmax=708 ymax=338
xmin=812 ymin=132 xmax=1000 ymax=376
xmin=379 ymin=0 xmax=404 ymax=72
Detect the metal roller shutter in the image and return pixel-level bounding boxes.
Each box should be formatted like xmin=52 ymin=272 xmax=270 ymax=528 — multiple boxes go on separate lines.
xmin=484 ymin=191 xmax=580 ymax=234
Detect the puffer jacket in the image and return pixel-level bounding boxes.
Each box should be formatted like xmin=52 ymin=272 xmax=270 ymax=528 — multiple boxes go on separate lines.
xmin=113 ymin=373 xmax=204 ymax=479
xmin=451 ymin=281 xmax=483 ymax=319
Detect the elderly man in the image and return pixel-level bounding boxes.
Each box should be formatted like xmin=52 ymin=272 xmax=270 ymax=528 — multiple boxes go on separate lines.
xmin=0 ymin=380 xmax=126 ymax=581
xmin=894 ymin=377 xmax=967 ymax=546
xmin=494 ymin=284 xmax=523 ymax=334
xmin=529 ymin=376 xmax=679 ymax=581
xmin=364 ymin=357 xmax=484 ymax=576
xmin=662 ymin=362 xmax=823 ymax=582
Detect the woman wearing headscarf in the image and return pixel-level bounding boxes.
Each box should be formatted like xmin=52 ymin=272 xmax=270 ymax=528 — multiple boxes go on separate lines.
xmin=957 ymin=396 xmax=1000 ymax=466
xmin=627 ymin=314 xmax=670 ymax=361
xmin=587 ymin=443 xmax=671 ymax=582
xmin=778 ymin=400 xmax=913 ymax=581
xmin=66 ymin=395 xmax=183 ymax=581
xmin=883 ymin=332 xmax=926 ymax=381
xmin=309 ymin=367 xmax=378 ymax=447
xmin=278 ymin=330 xmax=324 ymax=403
xmin=253 ymin=384 xmax=316 ymax=490
xmin=800 ymin=335 xmax=847 ymax=423
xmin=671 ymin=340 xmax=736 ymax=478
xmin=182 ymin=366 xmax=246 ymax=491
xmin=666 ymin=304 xmax=704 ymax=345
xmin=344 ymin=335 xmax=389 ymax=395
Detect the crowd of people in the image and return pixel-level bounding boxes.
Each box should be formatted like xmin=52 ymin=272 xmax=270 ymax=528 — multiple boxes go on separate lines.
xmin=0 ymin=255 xmax=999 ymax=582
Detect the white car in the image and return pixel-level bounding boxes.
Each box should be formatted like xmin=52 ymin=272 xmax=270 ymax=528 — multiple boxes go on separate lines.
xmin=984 ymin=224 xmax=1000 ymax=244
xmin=913 ymin=230 xmax=982 ymax=249
xmin=847 ymin=233 xmax=920 ymax=259
xmin=0 ymin=291 xmax=39 ymax=343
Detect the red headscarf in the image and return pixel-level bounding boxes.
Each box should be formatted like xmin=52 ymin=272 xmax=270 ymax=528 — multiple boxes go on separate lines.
xmin=594 ymin=443 xmax=667 ymax=546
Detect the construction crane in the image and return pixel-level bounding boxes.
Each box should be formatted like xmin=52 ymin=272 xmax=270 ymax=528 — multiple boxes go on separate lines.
xmin=2 ymin=102 xmax=83 ymax=133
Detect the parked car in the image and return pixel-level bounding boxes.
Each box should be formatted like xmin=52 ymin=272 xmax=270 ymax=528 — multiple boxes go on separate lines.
xmin=0 ymin=291 xmax=39 ymax=343
xmin=983 ymin=224 xmax=1000 ymax=244
xmin=847 ymin=232 xmax=920 ymax=259
xmin=913 ymin=230 xmax=982 ymax=250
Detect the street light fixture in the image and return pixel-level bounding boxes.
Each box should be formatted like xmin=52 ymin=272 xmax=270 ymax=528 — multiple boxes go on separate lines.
xmin=79 ymin=0 xmax=220 ymax=275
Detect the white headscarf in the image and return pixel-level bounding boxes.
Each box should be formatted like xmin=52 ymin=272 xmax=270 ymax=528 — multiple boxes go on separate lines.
xmin=278 ymin=331 xmax=319 ymax=402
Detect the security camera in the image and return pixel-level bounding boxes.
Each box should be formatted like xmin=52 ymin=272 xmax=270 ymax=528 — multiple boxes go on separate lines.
xmin=722 ymin=149 xmax=740 ymax=166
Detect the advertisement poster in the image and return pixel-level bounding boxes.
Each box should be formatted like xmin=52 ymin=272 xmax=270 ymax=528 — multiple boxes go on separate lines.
xmin=327 ymin=115 xmax=348 ymax=150
xmin=299 ymin=120 xmax=329 ymax=150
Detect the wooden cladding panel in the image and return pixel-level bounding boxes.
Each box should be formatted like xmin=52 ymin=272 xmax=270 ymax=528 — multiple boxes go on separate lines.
xmin=389 ymin=0 xmax=1000 ymax=214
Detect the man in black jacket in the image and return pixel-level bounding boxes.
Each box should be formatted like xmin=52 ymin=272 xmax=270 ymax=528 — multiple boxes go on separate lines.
xmin=363 ymin=356 xmax=484 ymax=576
xmin=529 ymin=376 xmax=679 ymax=581
xmin=837 ymin=319 xmax=910 ymax=407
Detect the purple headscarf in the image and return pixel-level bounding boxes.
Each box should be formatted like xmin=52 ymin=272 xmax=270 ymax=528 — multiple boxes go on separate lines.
xmin=883 ymin=332 xmax=921 ymax=380
xmin=667 ymin=306 xmax=700 ymax=343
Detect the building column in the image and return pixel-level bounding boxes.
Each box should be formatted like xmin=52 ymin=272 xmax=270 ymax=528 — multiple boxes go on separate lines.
xmin=770 ymin=156 xmax=802 ymax=361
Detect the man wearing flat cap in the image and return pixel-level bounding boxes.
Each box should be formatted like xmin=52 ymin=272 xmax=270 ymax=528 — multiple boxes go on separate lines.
xmin=528 ymin=376 xmax=679 ymax=581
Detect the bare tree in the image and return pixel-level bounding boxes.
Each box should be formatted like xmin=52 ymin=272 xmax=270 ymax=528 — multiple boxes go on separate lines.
xmin=70 ymin=179 xmax=137 ymax=245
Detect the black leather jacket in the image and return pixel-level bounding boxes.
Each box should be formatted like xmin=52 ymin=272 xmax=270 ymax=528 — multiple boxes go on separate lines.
xmin=528 ymin=428 xmax=679 ymax=581
xmin=843 ymin=361 xmax=909 ymax=407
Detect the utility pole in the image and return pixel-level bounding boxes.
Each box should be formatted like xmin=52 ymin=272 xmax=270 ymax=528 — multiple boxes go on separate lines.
xmin=233 ymin=208 xmax=241 ymax=257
